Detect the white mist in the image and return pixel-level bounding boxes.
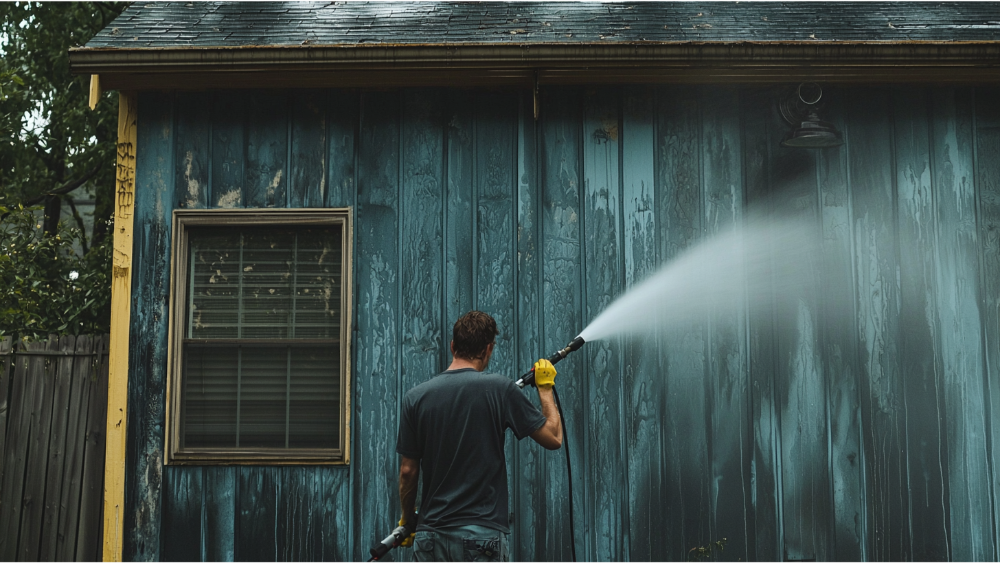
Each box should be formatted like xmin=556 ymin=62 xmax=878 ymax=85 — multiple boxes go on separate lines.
xmin=578 ymin=215 xmax=829 ymax=342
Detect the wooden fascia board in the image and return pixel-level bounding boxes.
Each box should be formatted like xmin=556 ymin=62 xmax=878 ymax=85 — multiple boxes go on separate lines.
xmin=71 ymin=41 xmax=1000 ymax=89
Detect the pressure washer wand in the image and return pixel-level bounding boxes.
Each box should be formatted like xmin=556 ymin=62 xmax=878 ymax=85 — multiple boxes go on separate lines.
xmin=515 ymin=336 xmax=586 ymax=388
xmin=367 ymin=525 xmax=410 ymax=562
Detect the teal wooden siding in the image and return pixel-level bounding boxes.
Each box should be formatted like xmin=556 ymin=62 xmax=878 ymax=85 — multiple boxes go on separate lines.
xmin=125 ymin=86 xmax=1000 ymax=561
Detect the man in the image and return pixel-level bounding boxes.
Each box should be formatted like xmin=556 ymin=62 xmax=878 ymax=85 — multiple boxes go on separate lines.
xmin=396 ymin=310 xmax=563 ymax=562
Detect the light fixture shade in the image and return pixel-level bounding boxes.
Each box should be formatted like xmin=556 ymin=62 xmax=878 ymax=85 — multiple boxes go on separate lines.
xmin=780 ymin=111 xmax=844 ymax=148
xmin=779 ymin=84 xmax=844 ymax=149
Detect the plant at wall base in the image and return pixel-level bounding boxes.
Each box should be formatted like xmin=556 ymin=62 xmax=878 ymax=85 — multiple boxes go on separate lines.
xmin=0 ymin=205 xmax=111 ymax=340
xmin=687 ymin=537 xmax=727 ymax=562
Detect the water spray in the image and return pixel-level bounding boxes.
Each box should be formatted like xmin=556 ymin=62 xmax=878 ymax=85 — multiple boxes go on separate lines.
xmin=515 ymin=335 xmax=586 ymax=388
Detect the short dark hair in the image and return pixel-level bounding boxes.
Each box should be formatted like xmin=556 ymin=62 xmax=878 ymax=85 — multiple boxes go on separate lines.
xmin=452 ymin=311 xmax=499 ymax=360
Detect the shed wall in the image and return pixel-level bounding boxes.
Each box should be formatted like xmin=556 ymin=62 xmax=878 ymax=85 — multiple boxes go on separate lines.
xmin=123 ymin=85 xmax=1000 ymax=561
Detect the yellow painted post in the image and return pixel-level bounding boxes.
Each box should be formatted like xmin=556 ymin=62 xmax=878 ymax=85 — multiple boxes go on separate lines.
xmin=103 ymin=91 xmax=136 ymax=563
xmin=89 ymin=74 xmax=102 ymax=110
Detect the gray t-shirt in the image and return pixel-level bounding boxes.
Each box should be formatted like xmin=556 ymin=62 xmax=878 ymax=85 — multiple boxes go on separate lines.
xmin=396 ymin=368 xmax=547 ymax=533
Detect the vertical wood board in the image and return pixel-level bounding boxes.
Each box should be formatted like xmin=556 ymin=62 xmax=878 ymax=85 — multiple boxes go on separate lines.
xmin=352 ymin=90 xmax=402 ymax=561
xmin=124 ymin=91 xmax=175 ymax=562
xmin=580 ymin=86 xmax=626 ymax=562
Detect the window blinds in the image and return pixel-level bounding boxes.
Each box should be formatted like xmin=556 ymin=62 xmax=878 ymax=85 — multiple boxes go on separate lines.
xmin=181 ymin=226 xmax=342 ymax=450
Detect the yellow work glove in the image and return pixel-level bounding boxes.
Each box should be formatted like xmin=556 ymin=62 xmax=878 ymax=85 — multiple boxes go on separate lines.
xmin=398 ymin=518 xmax=415 ymax=547
xmin=534 ymin=359 xmax=557 ymax=389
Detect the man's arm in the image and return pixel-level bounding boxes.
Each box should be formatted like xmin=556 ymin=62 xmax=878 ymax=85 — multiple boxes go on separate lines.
xmin=529 ymin=386 xmax=563 ymax=450
xmin=399 ymin=455 xmax=420 ymax=525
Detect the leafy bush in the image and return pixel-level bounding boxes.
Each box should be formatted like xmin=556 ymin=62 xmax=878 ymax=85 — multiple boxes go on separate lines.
xmin=0 ymin=204 xmax=111 ymax=339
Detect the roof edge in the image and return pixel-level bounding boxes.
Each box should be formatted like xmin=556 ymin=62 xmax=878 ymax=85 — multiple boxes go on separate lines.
xmin=69 ymin=42 xmax=1000 ymax=88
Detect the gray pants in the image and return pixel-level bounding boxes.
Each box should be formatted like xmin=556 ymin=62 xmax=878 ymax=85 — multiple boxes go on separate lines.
xmin=413 ymin=524 xmax=509 ymax=562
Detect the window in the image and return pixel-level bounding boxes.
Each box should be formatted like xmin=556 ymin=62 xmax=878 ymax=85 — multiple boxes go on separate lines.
xmin=166 ymin=209 xmax=351 ymax=464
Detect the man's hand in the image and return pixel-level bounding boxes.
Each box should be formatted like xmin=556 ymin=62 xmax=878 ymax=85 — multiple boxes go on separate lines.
xmin=534 ymin=358 xmax=557 ymax=388
xmin=529 ymin=359 xmax=563 ymax=449
xmin=398 ymin=517 xmax=415 ymax=547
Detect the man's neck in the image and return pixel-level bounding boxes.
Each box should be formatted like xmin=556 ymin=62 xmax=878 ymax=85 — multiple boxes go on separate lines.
xmin=447 ymin=357 xmax=485 ymax=372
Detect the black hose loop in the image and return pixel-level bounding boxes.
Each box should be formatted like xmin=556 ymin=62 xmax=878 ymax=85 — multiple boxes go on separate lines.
xmin=552 ymin=386 xmax=577 ymax=563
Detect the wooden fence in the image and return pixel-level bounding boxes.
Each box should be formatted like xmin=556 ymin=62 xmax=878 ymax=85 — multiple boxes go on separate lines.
xmin=0 ymin=335 xmax=109 ymax=562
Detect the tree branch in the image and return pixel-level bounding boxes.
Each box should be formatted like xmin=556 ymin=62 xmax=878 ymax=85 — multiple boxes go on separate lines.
xmin=22 ymin=164 xmax=103 ymax=207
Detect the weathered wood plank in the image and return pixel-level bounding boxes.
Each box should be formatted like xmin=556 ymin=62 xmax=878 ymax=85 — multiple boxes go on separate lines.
xmin=846 ymin=87 xmax=910 ymax=561
xmin=816 ymin=96 xmax=864 ymax=562
xmin=237 ymin=467 xmax=280 ymax=561
xmin=319 ymin=467 xmax=352 ymax=561
xmin=444 ymin=90 xmax=475 ymax=366
xmin=160 ymin=467 xmax=204 ymax=561
xmin=656 ymin=85 xmax=711 ymax=559
xmin=974 ymin=86 xmax=1000 ymax=563
xmin=621 ymin=85 xmax=665 ymax=562
xmin=124 ymin=91 xmax=175 ymax=562
xmin=78 ymin=336 xmax=109 ymax=562
xmin=0 ymin=345 xmax=32 ymax=560
xmin=174 ymin=92 xmax=211 ymax=210
xmin=18 ymin=337 xmax=60 ymax=561
xmin=39 ymin=336 xmax=78 ymax=561
xmin=0 ymin=336 xmax=13 ymax=521
xmin=352 ymin=90 xmax=401 ymax=561
xmin=245 ymin=91 xmax=289 ymax=208
xmin=290 ymin=90 xmax=328 ymax=208
xmin=476 ymin=89 xmax=518 ymax=363
xmin=474 ymin=90 xmax=518 ymax=563
xmin=741 ymin=88 xmax=779 ymax=562
xmin=211 ymin=91 xmax=245 ymax=208
xmin=700 ymin=86 xmax=752 ymax=562
xmin=540 ymin=86 xmax=583 ymax=562
xmin=475 ymin=89 xmax=517 ymax=371
xmin=581 ymin=86 xmax=626 ymax=562
xmin=322 ymin=90 xmax=358 ymax=560
xmin=56 ymin=336 xmax=96 ymax=561
xmin=276 ymin=467 xmax=316 ymax=561
xmin=892 ymin=87 xmax=950 ymax=560
xmin=512 ymin=89 xmax=544 ymax=562
xmin=931 ymin=87 xmax=993 ymax=561
xmin=399 ymin=89 xmax=446 ymax=395
xmin=326 ymin=90 xmax=358 ymax=209
xmin=203 ymin=467 xmax=236 ymax=562
xmin=764 ymin=102 xmax=830 ymax=561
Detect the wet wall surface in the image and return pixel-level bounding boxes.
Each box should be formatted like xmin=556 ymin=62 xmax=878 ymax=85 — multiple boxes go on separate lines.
xmin=125 ymin=85 xmax=1000 ymax=561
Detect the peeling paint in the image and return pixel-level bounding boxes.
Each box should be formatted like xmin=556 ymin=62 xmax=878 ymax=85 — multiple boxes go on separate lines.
xmin=267 ymin=169 xmax=283 ymax=198
xmin=183 ymin=150 xmax=200 ymax=208
xmin=217 ymin=189 xmax=241 ymax=208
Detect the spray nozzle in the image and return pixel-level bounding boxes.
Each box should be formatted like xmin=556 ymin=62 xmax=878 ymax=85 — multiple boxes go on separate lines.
xmin=515 ymin=336 xmax=586 ymax=389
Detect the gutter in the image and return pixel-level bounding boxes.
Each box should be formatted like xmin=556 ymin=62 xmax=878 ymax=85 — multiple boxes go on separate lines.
xmin=69 ymin=41 xmax=1000 ymax=88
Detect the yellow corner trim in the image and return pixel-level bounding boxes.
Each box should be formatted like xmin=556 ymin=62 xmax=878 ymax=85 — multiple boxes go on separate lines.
xmin=103 ymin=91 xmax=136 ymax=563
xmin=89 ymin=75 xmax=102 ymax=111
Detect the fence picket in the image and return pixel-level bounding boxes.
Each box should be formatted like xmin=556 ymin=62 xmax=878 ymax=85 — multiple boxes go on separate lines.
xmin=40 ymin=335 xmax=77 ymax=561
xmin=77 ymin=335 xmax=109 ymax=562
xmin=0 ymin=337 xmax=12 ymax=501
xmin=56 ymin=335 xmax=93 ymax=561
xmin=0 ymin=343 xmax=36 ymax=559
xmin=18 ymin=337 xmax=61 ymax=561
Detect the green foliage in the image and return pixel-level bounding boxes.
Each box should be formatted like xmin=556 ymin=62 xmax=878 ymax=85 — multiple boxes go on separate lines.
xmin=1 ymin=1 xmax=127 ymax=237
xmin=1 ymin=2 xmax=125 ymax=338
xmin=0 ymin=204 xmax=111 ymax=339
xmin=687 ymin=538 xmax=727 ymax=562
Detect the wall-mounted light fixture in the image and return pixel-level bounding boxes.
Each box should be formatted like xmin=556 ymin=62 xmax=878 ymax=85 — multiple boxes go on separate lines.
xmin=779 ymin=83 xmax=843 ymax=149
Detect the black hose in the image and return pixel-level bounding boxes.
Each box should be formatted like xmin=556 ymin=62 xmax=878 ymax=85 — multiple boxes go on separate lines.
xmin=552 ymin=386 xmax=577 ymax=563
